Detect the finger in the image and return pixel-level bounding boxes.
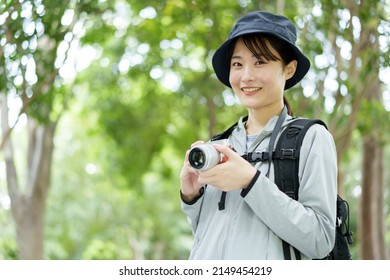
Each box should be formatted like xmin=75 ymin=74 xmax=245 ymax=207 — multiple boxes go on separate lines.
xmin=190 ymin=140 xmax=205 ymax=149
xmin=211 ymin=144 xmax=237 ymax=158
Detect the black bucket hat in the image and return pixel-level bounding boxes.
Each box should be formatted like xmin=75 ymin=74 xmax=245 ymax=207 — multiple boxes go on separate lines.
xmin=212 ymin=11 xmax=310 ymax=90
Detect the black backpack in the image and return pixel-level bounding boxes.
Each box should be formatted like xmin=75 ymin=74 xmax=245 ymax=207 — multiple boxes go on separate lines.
xmin=211 ymin=117 xmax=353 ymax=260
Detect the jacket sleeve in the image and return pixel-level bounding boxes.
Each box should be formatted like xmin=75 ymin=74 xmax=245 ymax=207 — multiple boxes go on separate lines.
xmin=181 ymin=188 xmax=205 ymax=235
xmin=242 ymin=124 xmax=337 ymax=259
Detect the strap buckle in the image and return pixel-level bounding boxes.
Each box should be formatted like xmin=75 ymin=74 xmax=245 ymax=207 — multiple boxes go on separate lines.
xmin=243 ymin=152 xmax=268 ymax=163
xmin=281 ymin=149 xmax=295 ymax=159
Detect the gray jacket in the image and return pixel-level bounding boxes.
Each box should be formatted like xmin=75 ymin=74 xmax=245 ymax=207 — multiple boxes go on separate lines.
xmin=182 ymin=115 xmax=337 ymax=259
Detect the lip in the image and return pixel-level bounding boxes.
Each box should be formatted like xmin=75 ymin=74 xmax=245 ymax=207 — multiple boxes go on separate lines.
xmin=241 ymin=87 xmax=262 ymax=95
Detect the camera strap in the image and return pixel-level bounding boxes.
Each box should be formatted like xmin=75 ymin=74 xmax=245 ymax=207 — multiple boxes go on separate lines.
xmin=265 ymin=106 xmax=287 ymax=177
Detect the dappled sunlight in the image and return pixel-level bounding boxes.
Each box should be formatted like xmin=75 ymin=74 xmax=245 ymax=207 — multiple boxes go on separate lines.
xmin=0 ymin=0 xmax=389 ymax=261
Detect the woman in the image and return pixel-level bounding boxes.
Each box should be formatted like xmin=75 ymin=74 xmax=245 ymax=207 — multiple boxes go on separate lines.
xmin=180 ymin=11 xmax=337 ymax=260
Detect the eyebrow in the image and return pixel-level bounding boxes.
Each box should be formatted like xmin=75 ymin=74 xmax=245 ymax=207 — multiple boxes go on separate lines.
xmin=231 ymin=53 xmax=265 ymax=60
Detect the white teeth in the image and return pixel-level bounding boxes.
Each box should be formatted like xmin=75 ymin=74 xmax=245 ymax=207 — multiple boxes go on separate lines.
xmin=242 ymin=87 xmax=260 ymax=92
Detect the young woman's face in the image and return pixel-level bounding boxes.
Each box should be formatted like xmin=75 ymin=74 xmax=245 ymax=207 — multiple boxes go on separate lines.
xmin=229 ymin=38 xmax=296 ymax=112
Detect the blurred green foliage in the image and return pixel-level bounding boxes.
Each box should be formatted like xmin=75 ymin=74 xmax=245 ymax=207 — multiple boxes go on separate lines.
xmin=0 ymin=0 xmax=389 ymax=259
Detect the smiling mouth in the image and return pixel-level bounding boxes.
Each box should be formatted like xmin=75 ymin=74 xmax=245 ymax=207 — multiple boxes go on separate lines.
xmin=241 ymin=87 xmax=262 ymax=93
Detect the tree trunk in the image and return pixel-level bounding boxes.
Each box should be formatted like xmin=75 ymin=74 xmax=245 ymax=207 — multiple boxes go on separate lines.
xmin=14 ymin=193 xmax=45 ymax=259
xmin=356 ymin=2 xmax=388 ymax=257
xmin=1 ymin=94 xmax=57 ymax=259
xmin=360 ymin=136 xmax=387 ymax=259
xmin=15 ymin=123 xmax=56 ymax=259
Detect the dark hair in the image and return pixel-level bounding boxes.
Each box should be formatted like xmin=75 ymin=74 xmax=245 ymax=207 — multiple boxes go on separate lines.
xmin=229 ymin=33 xmax=296 ymax=115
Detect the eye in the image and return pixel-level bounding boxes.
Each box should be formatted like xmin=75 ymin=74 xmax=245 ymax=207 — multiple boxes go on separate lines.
xmin=231 ymin=61 xmax=242 ymax=67
xmin=255 ymin=60 xmax=266 ymax=65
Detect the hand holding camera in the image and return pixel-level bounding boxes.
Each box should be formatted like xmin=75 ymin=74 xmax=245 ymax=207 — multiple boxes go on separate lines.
xmin=188 ymin=139 xmax=230 ymax=171
xmin=181 ymin=140 xmax=258 ymax=193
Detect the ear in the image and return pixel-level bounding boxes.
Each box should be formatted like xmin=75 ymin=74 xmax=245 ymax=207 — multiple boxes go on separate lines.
xmin=285 ymin=60 xmax=297 ymax=80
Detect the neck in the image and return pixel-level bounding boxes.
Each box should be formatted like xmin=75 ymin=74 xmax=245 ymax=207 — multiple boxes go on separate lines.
xmin=245 ymin=103 xmax=284 ymax=135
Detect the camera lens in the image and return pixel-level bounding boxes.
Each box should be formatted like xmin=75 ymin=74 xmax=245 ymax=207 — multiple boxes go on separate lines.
xmin=188 ymin=144 xmax=221 ymax=171
xmin=189 ymin=148 xmax=206 ymax=169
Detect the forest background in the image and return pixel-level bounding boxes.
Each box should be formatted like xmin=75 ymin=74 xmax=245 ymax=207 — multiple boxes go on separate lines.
xmin=0 ymin=0 xmax=389 ymax=260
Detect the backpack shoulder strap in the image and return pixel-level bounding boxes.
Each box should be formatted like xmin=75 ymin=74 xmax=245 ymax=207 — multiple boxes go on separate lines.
xmin=273 ymin=118 xmax=327 ymax=260
xmin=273 ymin=118 xmax=327 ymax=200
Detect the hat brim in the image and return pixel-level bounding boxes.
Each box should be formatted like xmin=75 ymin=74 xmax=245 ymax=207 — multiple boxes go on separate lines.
xmin=212 ymin=32 xmax=310 ymax=90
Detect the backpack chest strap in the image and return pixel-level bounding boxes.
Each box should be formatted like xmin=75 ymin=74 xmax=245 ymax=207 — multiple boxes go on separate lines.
xmin=242 ymin=149 xmax=300 ymax=163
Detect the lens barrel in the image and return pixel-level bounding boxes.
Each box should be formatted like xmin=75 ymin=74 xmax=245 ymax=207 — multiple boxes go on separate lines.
xmin=189 ymin=144 xmax=221 ymax=171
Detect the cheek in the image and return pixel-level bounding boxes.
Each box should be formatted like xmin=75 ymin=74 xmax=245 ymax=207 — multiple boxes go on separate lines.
xmin=229 ymin=71 xmax=239 ymax=87
xmin=228 ymin=70 xmax=235 ymax=81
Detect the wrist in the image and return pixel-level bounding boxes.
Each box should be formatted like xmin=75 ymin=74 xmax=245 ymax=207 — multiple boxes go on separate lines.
xmin=180 ymin=187 xmax=205 ymax=205
xmin=241 ymin=170 xmax=261 ymax=197
xmin=181 ymin=192 xmax=197 ymax=202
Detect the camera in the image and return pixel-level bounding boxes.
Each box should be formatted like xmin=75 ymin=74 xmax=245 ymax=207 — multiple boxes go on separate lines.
xmin=188 ymin=139 xmax=229 ymax=171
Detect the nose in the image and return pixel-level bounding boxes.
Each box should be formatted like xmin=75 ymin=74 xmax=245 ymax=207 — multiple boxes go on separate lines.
xmin=241 ymin=65 xmax=256 ymax=82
